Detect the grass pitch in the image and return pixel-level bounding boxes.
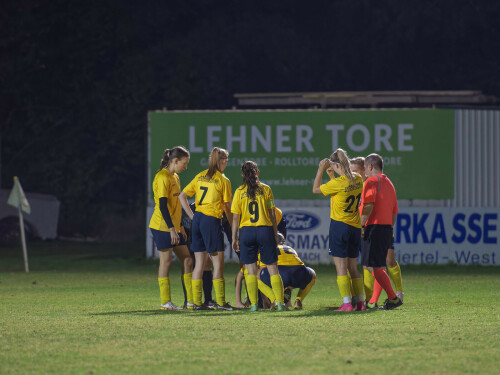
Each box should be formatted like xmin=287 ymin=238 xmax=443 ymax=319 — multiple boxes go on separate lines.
xmin=1 ymin=241 xmax=499 ymax=374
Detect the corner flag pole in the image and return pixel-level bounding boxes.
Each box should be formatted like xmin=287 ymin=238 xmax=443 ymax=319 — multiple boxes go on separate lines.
xmin=17 ymin=205 xmax=29 ymax=272
xmin=7 ymin=176 xmax=31 ymax=273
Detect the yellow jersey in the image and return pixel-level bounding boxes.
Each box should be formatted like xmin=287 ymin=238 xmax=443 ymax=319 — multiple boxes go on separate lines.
xmin=231 ymin=183 xmax=275 ymax=227
xmin=320 ymin=173 xmax=363 ymax=228
xmin=149 ymin=169 xmax=182 ymax=232
xmin=183 ymin=169 xmax=232 ymax=219
xmin=275 ymin=207 xmax=283 ymax=224
xmin=259 ymin=245 xmax=304 ymax=267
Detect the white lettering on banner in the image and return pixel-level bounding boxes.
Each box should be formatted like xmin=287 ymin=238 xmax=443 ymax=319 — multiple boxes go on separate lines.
xmin=189 ymin=126 xmax=203 ymax=153
xmin=296 ymin=125 xmax=314 ymax=152
xmin=251 ymin=125 xmax=271 ymax=152
xmin=226 ymin=125 xmax=246 ymax=152
xmin=325 ymin=123 xmax=414 ymax=152
xmin=189 ymin=123 xmax=413 ymax=153
xmin=276 ymin=125 xmax=292 ymax=152
xmin=398 ymin=124 xmax=414 ymax=151
xmin=346 ymin=124 xmax=370 ymax=152
xmin=325 ymin=125 xmax=344 ymax=151
xmin=374 ymin=124 xmax=393 ymax=151
xmin=207 ymin=126 xmax=222 ymax=150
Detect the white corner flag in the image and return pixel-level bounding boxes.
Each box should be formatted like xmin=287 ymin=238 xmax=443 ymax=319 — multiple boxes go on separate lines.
xmin=6 ymin=176 xmax=31 ymax=272
xmin=7 ymin=176 xmax=31 ymax=214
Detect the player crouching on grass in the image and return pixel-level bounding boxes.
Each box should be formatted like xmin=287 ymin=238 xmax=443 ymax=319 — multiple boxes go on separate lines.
xmin=258 ymin=233 xmax=316 ymax=310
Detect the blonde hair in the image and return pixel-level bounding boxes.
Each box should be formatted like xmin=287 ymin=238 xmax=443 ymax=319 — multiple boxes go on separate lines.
xmin=330 ymin=148 xmax=356 ymax=184
xmin=350 ymin=157 xmax=365 ymax=169
xmin=206 ymin=147 xmax=229 ymax=181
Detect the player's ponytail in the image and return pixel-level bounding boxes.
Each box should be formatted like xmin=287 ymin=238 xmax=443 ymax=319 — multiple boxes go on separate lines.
xmin=206 ymin=147 xmax=229 ymax=181
xmin=157 ymin=146 xmax=190 ymax=173
xmin=330 ymin=148 xmax=355 ymax=184
xmin=241 ymin=161 xmax=263 ymax=200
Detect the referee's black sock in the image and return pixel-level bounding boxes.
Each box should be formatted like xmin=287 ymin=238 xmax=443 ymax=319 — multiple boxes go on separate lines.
xmin=203 ymin=270 xmax=213 ymax=303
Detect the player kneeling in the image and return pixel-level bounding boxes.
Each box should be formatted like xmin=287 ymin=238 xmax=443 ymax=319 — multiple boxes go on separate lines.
xmin=259 ymin=233 xmax=316 ymax=310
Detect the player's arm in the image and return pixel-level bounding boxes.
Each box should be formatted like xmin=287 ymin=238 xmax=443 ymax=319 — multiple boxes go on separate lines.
xmin=392 ymin=213 xmax=397 ymax=227
xmin=360 ymin=203 xmax=374 ymax=227
xmin=224 ymin=202 xmax=233 ymax=228
xmin=178 ymin=191 xmax=194 ymax=220
xmin=159 ymin=197 xmax=179 ymax=244
xmin=312 ymin=158 xmax=330 ymax=194
xmin=231 ymin=213 xmax=240 ymax=252
xmin=268 ymin=206 xmax=279 ymax=245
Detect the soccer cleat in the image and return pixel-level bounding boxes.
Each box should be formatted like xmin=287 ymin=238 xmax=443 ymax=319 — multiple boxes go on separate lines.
xmin=336 ymin=303 xmax=354 ymax=312
xmin=185 ymin=302 xmax=195 ymax=310
xmin=161 ymin=301 xmax=182 ymax=310
xmin=293 ymin=299 xmax=303 ymax=310
xmin=284 ymin=288 xmax=292 ymax=305
xmin=396 ymin=290 xmax=404 ymax=303
xmin=382 ymin=297 xmax=403 ymax=310
xmin=249 ymin=304 xmax=259 ymax=312
xmin=355 ymin=301 xmax=366 ymax=311
xmin=202 ymin=300 xmax=217 ymax=310
xmin=215 ymin=303 xmax=235 ymax=311
xmin=277 ymin=302 xmax=289 ymax=312
xmin=365 ymin=302 xmax=379 ymax=310
xmin=193 ymin=304 xmax=211 ymax=311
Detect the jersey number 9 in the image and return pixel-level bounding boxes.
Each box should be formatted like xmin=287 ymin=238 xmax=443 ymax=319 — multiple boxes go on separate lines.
xmin=249 ymin=201 xmax=259 ymax=223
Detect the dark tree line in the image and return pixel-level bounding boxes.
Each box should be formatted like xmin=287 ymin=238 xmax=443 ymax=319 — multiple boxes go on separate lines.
xmin=1 ymin=0 xmax=499 ymax=239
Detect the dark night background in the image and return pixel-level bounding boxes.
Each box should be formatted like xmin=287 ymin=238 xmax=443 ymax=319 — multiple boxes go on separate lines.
xmin=1 ymin=0 xmax=499 ymax=240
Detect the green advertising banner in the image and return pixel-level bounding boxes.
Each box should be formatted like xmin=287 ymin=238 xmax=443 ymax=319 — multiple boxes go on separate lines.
xmin=148 ymin=109 xmax=454 ymax=200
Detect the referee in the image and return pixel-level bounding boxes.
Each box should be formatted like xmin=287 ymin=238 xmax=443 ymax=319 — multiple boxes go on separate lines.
xmin=360 ymin=153 xmax=402 ymax=310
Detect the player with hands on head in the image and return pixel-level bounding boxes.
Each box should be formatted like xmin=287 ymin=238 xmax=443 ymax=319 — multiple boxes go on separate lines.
xmin=313 ymin=149 xmax=365 ymax=312
xmin=179 ymin=147 xmax=234 ymax=311
xmin=149 ymin=146 xmax=194 ymax=310
xmin=231 ymin=161 xmax=286 ymax=312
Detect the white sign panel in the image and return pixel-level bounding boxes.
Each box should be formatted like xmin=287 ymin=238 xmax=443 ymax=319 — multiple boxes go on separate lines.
xmin=281 ymin=207 xmax=499 ymax=266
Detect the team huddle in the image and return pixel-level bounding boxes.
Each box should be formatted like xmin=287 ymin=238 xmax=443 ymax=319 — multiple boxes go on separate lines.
xmin=149 ymin=145 xmax=404 ymax=312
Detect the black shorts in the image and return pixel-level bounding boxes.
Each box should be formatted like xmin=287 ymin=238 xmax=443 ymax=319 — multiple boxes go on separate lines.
xmin=362 ymin=225 xmax=393 ymax=268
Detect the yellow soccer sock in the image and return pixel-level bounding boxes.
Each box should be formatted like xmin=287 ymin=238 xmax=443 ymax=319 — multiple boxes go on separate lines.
xmin=192 ymin=278 xmax=203 ymax=306
xmin=258 ymin=279 xmax=276 ymax=302
xmin=158 ymin=277 xmax=171 ymax=305
xmin=387 ymin=263 xmax=403 ymax=293
xmin=337 ymin=275 xmax=351 ymax=303
xmin=245 ymin=274 xmax=258 ymax=306
xmin=183 ymin=273 xmax=193 ymax=304
xmin=270 ymin=274 xmax=285 ymax=304
xmin=363 ymin=268 xmax=375 ymax=302
xmin=213 ymin=278 xmax=226 ymax=306
xmin=347 ymin=271 xmax=355 ymax=297
xmin=351 ymin=277 xmax=364 ymax=302
xmin=296 ymin=278 xmax=316 ymax=301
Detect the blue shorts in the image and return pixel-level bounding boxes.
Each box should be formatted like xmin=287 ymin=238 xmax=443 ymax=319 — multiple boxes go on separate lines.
xmin=150 ymin=228 xmax=187 ymax=250
xmin=328 ymin=219 xmax=361 ymax=258
xmin=239 ymin=226 xmax=278 ymax=265
xmin=260 ymin=265 xmax=314 ymax=290
xmin=191 ymin=212 xmax=224 ymax=254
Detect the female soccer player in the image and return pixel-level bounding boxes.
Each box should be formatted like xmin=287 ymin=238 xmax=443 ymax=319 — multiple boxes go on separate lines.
xmin=179 ymin=147 xmax=234 ymax=310
xmin=231 ymin=161 xmax=286 ymax=312
xmin=313 ymin=148 xmax=365 ymax=311
xmin=350 ymin=157 xmax=404 ymax=308
xmin=149 ymin=146 xmax=194 ymax=310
